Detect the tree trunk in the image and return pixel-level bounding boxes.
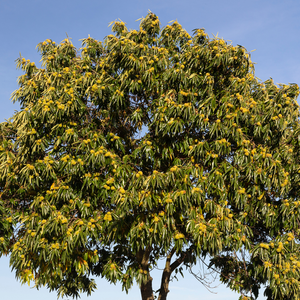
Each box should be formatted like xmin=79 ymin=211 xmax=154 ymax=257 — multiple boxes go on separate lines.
xmin=157 ymin=249 xmax=174 ymax=300
xmin=140 ymin=275 xmax=154 ymax=300
xmin=138 ymin=247 xmax=154 ymax=300
xmin=157 ymin=271 xmax=170 ymax=300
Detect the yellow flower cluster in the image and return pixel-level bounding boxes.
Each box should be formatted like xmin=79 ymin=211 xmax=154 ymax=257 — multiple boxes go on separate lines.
xmin=264 ymin=261 xmax=272 ymax=268
xmin=276 ymin=242 xmax=284 ymax=252
xmin=287 ymin=232 xmax=294 ymax=241
xmin=136 ymin=171 xmax=143 ymax=178
xmin=260 ymin=243 xmax=269 ymax=249
xmin=197 ymin=223 xmax=206 ymax=233
xmin=61 ymin=155 xmax=70 ymax=162
xmin=66 ymin=227 xmax=73 ymax=235
xmin=91 ymin=84 xmax=98 ymax=92
xmin=143 ymin=140 xmax=152 ymax=146
xmin=109 ymin=133 xmax=120 ymax=141
xmin=281 ymin=172 xmax=289 ymax=187
xmin=153 ymin=216 xmax=159 ymax=223
xmin=115 ymin=89 xmax=124 ymax=96
xmin=240 ymin=107 xmax=249 ymax=113
xmin=175 ymin=233 xmax=184 ymax=239
xmin=243 ymin=149 xmax=250 ymax=156
xmin=104 ymin=212 xmax=112 ymax=221
xmin=27 ymin=164 xmax=35 ymax=170
xmin=106 ymin=178 xmax=114 ymax=185
xmin=179 ymin=90 xmax=189 ymax=97
xmin=50 ymin=182 xmax=60 ymax=190
xmin=28 ymin=129 xmax=37 ymax=135
xmin=170 ymin=166 xmax=178 ymax=172
xmin=238 ymin=188 xmax=246 ymax=194
xmin=57 ymin=103 xmax=65 ymax=110
xmin=119 ymin=187 xmax=126 ymax=194
xmin=51 ymin=243 xmax=60 ymax=250
xmin=65 ymin=128 xmax=74 ymax=135
xmin=6 ymin=217 xmax=12 ymax=223
xmin=104 ymin=185 xmax=115 ymax=190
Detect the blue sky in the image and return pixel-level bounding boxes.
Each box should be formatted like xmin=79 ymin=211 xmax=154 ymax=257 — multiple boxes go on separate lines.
xmin=0 ymin=0 xmax=299 ymax=299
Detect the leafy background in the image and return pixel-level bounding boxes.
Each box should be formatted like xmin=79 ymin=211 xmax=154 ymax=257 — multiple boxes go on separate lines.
xmin=0 ymin=0 xmax=299 ymax=299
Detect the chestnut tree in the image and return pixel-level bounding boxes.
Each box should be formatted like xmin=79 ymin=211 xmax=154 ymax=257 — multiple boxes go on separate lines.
xmin=1 ymin=11 xmax=300 ymax=300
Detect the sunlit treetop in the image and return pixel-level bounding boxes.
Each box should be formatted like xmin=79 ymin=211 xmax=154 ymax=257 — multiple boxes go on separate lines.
xmin=1 ymin=11 xmax=300 ymax=300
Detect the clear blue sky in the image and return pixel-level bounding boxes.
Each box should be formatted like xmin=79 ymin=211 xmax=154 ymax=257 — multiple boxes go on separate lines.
xmin=0 ymin=0 xmax=299 ymax=299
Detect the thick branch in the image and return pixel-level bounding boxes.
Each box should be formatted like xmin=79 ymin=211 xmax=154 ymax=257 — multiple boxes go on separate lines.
xmin=170 ymin=251 xmax=186 ymax=273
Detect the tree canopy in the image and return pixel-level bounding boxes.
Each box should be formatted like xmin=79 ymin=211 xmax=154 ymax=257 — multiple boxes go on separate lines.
xmin=1 ymin=11 xmax=300 ymax=300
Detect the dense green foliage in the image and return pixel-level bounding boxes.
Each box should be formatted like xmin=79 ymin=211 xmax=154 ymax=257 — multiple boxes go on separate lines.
xmin=1 ymin=12 xmax=300 ymax=300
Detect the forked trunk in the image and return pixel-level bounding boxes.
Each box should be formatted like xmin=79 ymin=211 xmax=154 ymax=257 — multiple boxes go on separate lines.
xmin=139 ymin=247 xmax=185 ymax=300
xmin=157 ymin=249 xmax=185 ymax=300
